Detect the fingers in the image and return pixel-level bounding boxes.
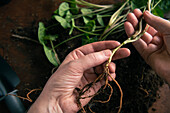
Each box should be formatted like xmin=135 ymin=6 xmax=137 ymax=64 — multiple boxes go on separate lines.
xmin=75 ymin=47 xmax=130 ymax=72
xmin=75 ymin=49 xmax=112 ymax=72
xmin=94 ymin=62 xmax=116 ymax=81
xmin=126 ymin=9 xmax=143 ymax=30
xmin=124 ymin=9 xmax=161 ymax=56
xmin=151 ymin=35 xmax=163 ymax=46
xmin=125 ymin=9 xmax=158 ymax=38
xmin=143 ymin=11 xmax=170 ymax=54
xmin=108 ymin=73 xmax=116 ymax=81
xmin=75 ymin=41 xmax=120 ymax=55
xmin=132 ymin=38 xmax=147 ymax=55
xmin=143 ymin=11 xmax=170 ymax=34
xmin=127 ymin=13 xmax=139 ymax=29
xmin=124 ymin=21 xmax=153 ymax=48
xmin=145 ymin=26 xmax=157 ymax=36
xmin=62 ymin=41 xmax=121 ymax=65
xmin=112 ymin=48 xmax=131 ymax=60
xmin=133 ymin=9 xmax=143 ymax=19
xmin=124 ymin=9 xmax=143 ymax=37
xmin=141 ymin=32 xmax=153 ymax=44
xmin=94 ymin=47 xmax=131 ymax=76
xmin=108 ymin=63 xmax=116 ymax=81
xmin=63 ymin=41 xmax=130 ymax=66
xmin=124 ymin=21 xmax=135 ymax=37
xmin=95 ymin=62 xmax=116 ymax=75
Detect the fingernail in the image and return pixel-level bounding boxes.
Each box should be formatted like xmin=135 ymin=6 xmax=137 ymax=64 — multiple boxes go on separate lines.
xmin=145 ymin=10 xmax=150 ymax=16
xmin=134 ymin=8 xmax=141 ymax=12
xmin=117 ymin=42 xmax=121 ymax=45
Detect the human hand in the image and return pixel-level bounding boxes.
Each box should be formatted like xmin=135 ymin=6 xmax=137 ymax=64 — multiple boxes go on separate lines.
xmin=27 ymin=41 xmax=130 ymax=113
xmin=124 ymin=9 xmax=170 ymax=85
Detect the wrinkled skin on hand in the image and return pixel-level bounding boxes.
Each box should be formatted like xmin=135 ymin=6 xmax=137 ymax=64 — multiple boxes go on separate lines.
xmin=28 ymin=41 xmax=130 ymax=113
xmin=124 ymin=9 xmax=170 ymax=85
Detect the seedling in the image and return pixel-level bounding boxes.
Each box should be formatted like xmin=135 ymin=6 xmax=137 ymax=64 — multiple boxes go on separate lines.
xmin=37 ymin=0 xmax=167 ymax=112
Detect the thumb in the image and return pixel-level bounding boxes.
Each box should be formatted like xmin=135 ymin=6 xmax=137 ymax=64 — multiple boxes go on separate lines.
xmin=76 ymin=50 xmax=112 ymax=71
xmin=143 ymin=11 xmax=170 ymax=34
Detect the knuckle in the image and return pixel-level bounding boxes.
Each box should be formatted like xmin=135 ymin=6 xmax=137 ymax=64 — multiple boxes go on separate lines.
xmin=67 ymin=61 xmax=76 ymax=70
xmin=72 ymin=49 xmax=79 ymax=54
xmin=71 ymin=49 xmax=84 ymax=59
xmin=89 ymin=53 xmax=99 ymax=61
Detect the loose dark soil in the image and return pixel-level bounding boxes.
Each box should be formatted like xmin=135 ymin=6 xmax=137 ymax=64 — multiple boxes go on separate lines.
xmin=11 ymin=17 xmax=164 ymax=113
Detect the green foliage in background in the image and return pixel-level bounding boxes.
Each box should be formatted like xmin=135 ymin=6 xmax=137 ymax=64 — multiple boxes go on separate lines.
xmin=38 ymin=0 xmax=168 ymax=66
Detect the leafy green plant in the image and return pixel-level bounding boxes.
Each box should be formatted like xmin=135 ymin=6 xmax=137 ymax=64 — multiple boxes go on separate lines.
xmin=39 ymin=0 xmax=167 ymax=67
xmin=38 ymin=22 xmax=60 ymax=67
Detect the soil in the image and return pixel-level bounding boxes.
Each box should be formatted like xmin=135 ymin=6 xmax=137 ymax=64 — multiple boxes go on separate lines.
xmin=10 ymin=10 xmax=164 ymax=113
xmin=0 ymin=0 xmax=169 ymax=113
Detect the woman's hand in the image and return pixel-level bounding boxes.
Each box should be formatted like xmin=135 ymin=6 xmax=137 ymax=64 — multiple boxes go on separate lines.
xmin=28 ymin=41 xmax=130 ymax=113
xmin=124 ymin=9 xmax=170 ymax=85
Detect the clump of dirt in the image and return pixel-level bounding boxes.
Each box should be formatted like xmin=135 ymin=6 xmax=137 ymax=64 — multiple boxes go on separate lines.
xmin=76 ymin=32 xmax=164 ymax=113
xmin=85 ymin=46 xmax=163 ymax=113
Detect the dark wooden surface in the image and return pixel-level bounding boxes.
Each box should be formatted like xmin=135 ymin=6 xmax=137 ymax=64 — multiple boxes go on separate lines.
xmin=0 ymin=0 xmax=169 ymax=113
xmin=0 ymin=0 xmax=59 ymax=112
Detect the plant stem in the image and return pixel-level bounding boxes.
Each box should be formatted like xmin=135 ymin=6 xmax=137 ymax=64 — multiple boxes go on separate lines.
xmin=110 ymin=28 xmax=124 ymax=35
xmin=106 ymin=42 xmax=124 ymax=66
xmin=94 ymin=29 xmax=104 ymax=32
xmin=77 ymin=0 xmax=113 ymax=8
xmin=108 ymin=0 xmax=129 ymax=26
xmin=96 ymin=8 xmax=114 ymax=15
xmin=50 ymin=40 xmax=60 ymax=64
xmin=148 ymin=0 xmax=152 ymax=11
xmin=75 ymin=26 xmax=100 ymax=35
xmin=100 ymin=15 xmax=112 ymax=17
xmin=101 ymin=22 xmax=124 ymax=40
xmin=76 ymin=26 xmax=105 ymax=29
xmin=73 ymin=7 xmax=112 ymax=20
xmin=151 ymin=0 xmax=161 ymax=10
xmin=54 ymin=33 xmax=84 ymax=48
xmin=99 ymin=5 xmax=130 ymax=40
xmin=107 ymin=11 xmax=150 ymax=66
xmin=100 ymin=15 xmax=125 ymax=39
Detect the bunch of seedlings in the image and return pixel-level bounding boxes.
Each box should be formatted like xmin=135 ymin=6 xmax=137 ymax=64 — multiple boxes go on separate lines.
xmin=37 ymin=0 xmax=168 ymax=112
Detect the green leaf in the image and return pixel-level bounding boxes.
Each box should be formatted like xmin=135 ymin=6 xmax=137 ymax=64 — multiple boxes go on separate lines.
xmin=152 ymin=6 xmax=164 ymax=17
xmin=38 ymin=22 xmax=46 ymax=45
xmin=81 ymin=8 xmax=93 ymax=18
xmin=43 ymin=45 xmax=59 ymax=67
xmin=69 ymin=19 xmax=75 ymax=35
xmin=38 ymin=23 xmax=59 ymax=66
xmin=85 ymin=20 xmax=96 ymax=32
xmin=130 ymin=1 xmax=137 ymax=10
xmin=97 ymin=15 xmax=105 ymax=26
xmin=53 ymin=9 xmax=59 ymax=15
xmin=81 ymin=8 xmax=93 ymax=24
xmin=83 ymin=16 xmax=90 ymax=24
xmin=43 ymin=35 xmax=58 ymax=41
xmin=59 ymin=2 xmax=70 ymax=17
xmin=69 ymin=26 xmax=74 ymax=35
xmin=54 ymin=15 xmax=71 ymax=29
xmin=69 ymin=0 xmax=79 ymax=14
xmin=156 ymin=0 xmax=170 ymax=13
xmin=65 ymin=10 xmax=72 ymax=22
xmin=130 ymin=0 xmax=147 ymax=10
